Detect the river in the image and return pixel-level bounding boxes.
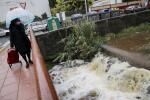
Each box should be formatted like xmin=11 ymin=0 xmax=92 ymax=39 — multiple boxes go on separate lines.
xmin=49 ymin=53 xmax=150 ymax=100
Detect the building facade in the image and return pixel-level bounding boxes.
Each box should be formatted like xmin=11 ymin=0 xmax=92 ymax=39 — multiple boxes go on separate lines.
xmin=92 ymin=0 xmax=123 ymax=8
xmin=0 ymin=0 xmax=51 ymax=22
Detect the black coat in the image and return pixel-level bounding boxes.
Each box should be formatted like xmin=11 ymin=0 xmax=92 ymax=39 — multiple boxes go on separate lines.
xmin=10 ymin=24 xmax=31 ymax=55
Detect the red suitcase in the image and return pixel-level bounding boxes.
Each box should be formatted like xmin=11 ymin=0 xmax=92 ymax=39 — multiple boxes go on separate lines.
xmin=7 ymin=48 xmax=22 ymax=68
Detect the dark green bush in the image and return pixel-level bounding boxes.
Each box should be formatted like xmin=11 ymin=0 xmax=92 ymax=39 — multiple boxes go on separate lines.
xmin=53 ymin=22 xmax=105 ymax=62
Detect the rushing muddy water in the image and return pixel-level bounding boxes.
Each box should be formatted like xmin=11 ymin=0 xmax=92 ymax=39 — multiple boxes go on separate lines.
xmin=49 ymin=53 xmax=150 ymax=100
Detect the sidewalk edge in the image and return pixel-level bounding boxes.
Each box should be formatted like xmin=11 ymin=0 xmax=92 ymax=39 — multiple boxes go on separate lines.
xmin=0 ymin=41 xmax=10 ymax=53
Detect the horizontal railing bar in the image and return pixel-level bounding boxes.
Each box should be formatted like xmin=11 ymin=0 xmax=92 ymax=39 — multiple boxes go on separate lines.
xmin=29 ymin=27 xmax=59 ymax=100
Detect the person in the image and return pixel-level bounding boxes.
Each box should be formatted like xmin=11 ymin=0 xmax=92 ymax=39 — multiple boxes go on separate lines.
xmin=9 ymin=18 xmax=33 ymax=68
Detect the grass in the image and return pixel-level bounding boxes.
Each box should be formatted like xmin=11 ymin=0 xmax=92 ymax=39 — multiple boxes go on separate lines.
xmin=106 ymin=23 xmax=150 ymax=55
xmin=105 ymin=23 xmax=150 ymax=41
xmin=46 ymin=61 xmax=56 ymax=70
xmin=116 ymin=23 xmax=150 ymax=37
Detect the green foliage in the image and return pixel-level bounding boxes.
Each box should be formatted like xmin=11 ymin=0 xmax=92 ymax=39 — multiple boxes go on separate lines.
xmin=51 ymin=0 xmax=66 ymax=15
xmin=53 ymin=22 xmax=105 ymax=62
xmin=46 ymin=61 xmax=55 ymax=70
xmin=117 ymin=23 xmax=150 ymax=37
xmin=0 ymin=22 xmax=6 ymax=28
xmin=51 ymin=0 xmax=93 ymax=15
xmin=106 ymin=23 xmax=150 ymax=41
xmin=48 ymin=0 xmax=57 ymax=8
xmin=64 ymin=0 xmax=93 ymax=11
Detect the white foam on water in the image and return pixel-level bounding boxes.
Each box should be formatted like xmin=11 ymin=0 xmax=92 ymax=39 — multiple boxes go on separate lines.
xmin=49 ymin=53 xmax=150 ymax=100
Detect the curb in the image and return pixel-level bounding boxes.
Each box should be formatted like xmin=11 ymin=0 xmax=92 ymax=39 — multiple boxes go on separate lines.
xmin=0 ymin=41 xmax=10 ymax=53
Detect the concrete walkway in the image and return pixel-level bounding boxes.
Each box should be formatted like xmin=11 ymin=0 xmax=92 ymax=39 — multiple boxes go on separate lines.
xmin=0 ymin=48 xmax=38 ymax=100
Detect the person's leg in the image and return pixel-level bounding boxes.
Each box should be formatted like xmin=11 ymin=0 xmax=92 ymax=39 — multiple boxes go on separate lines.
xmin=27 ymin=51 xmax=33 ymax=64
xmin=20 ymin=54 xmax=29 ymax=68
xmin=21 ymin=54 xmax=28 ymax=63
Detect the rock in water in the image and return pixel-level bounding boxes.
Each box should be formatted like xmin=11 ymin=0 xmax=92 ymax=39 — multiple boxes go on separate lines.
xmin=147 ymin=86 xmax=150 ymax=94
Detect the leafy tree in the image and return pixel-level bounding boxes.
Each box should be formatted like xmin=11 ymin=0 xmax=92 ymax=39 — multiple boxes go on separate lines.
xmin=51 ymin=0 xmax=93 ymax=15
xmin=64 ymin=0 xmax=93 ymax=11
xmin=49 ymin=0 xmax=57 ymax=8
xmin=51 ymin=0 xmax=66 ymax=15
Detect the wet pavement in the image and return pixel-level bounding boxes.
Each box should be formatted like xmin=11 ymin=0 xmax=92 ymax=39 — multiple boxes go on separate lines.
xmin=0 ymin=36 xmax=9 ymax=48
xmin=0 ymin=47 xmax=38 ymax=100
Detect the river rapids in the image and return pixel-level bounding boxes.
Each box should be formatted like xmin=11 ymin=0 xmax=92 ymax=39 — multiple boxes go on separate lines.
xmin=49 ymin=53 xmax=150 ymax=100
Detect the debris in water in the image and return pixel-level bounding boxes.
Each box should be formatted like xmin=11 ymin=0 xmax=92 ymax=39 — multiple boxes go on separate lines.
xmin=136 ymin=96 xmax=141 ymax=99
xmin=147 ymin=86 xmax=150 ymax=94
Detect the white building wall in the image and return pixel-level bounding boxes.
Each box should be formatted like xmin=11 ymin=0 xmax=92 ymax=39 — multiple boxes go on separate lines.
xmin=0 ymin=0 xmax=51 ymax=22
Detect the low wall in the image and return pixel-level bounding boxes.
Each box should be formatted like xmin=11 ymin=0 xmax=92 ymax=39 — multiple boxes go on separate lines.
xmin=36 ymin=27 xmax=73 ymax=60
xmin=95 ymin=10 xmax=150 ymax=35
xmin=36 ymin=10 xmax=150 ymax=60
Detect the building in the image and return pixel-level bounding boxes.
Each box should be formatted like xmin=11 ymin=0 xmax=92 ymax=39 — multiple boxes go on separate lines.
xmin=92 ymin=0 xmax=123 ymax=8
xmin=0 ymin=0 xmax=51 ymax=22
xmin=90 ymin=0 xmax=143 ymax=11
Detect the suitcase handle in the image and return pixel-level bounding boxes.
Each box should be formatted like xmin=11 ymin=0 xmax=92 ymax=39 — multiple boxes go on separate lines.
xmin=8 ymin=48 xmax=16 ymax=53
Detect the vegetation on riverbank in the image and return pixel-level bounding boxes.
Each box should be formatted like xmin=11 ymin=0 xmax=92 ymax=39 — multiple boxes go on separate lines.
xmin=108 ymin=23 xmax=150 ymax=56
xmin=48 ymin=23 xmax=150 ymax=69
xmin=53 ymin=22 xmax=106 ymax=62
xmin=119 ymin=23 xmax=150 ymax=36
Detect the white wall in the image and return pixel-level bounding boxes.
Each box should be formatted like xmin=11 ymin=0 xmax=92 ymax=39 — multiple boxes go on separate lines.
xmin=0 ymin=0 xmax=51 ymax=22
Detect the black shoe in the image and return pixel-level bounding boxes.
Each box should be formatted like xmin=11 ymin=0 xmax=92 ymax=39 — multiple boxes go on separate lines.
xmin=26 ymin=63 xmax=29 ymax=68
xmin=29 ymin=60 xmax=33 ymax=64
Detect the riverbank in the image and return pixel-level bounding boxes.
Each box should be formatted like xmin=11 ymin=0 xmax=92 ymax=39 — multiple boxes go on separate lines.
xmin=107 ymin=24 xmax=150 ymax=58
xmin=46 ymin=23 xmax=150 ymax=69
xmin=48 ymin=23 xmax=150 ymax=100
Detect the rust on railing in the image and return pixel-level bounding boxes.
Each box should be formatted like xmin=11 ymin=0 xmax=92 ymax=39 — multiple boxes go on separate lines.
xmin=29 ymin=28 xmax=59 ymax=100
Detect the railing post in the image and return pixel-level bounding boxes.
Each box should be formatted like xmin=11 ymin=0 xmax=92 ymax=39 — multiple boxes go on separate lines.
xmin=29 ymin=28 xmax=59 ymax=100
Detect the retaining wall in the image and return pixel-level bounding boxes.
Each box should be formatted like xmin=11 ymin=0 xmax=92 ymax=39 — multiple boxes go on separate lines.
xmin=95 ymin=10 xmax=150 ymax=35
xmin=36 ymin=10 xmax=150 ymax=60
xmin=36 ymin=27 xmax=73 ymax=59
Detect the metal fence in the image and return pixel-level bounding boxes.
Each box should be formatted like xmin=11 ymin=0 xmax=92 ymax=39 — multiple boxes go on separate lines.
xmin=95 ymin=9 xmax=150 ymax=35
xmin=62 ymin=7 xmax=148 ymax=28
